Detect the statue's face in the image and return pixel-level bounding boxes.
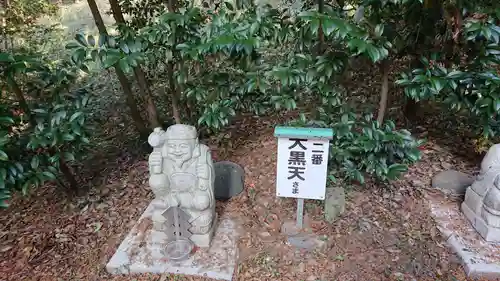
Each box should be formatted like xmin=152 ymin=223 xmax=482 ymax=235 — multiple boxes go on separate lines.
xmin=165 ymin=139 xmax=195 ymax=162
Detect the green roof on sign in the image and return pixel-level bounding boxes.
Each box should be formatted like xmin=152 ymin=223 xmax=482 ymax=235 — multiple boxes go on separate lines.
xmin=274 ymin=126 xmax=334 ymax=140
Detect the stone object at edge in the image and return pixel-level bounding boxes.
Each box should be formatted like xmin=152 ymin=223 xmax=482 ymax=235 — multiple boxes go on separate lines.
xmin=428 ymin=195 xmax=500 ymax=280
xmin=147 ymin=124 xmax=217 ymax=248
xmin=461 ymin=144 xmax=500 ymax=242
xmin=432 ymin=170 xmax=475 ymax=196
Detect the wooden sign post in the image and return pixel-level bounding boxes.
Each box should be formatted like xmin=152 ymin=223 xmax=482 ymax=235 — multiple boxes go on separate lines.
xmin=274 ymin=127 xmax=333 ymax=229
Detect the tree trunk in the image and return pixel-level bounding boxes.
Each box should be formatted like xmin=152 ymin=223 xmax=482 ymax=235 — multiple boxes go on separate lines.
xmin=58 ymin=156 xmax=79 ymax=193
xmin=166 ymin=0 xmax=177 ymax=12
xmin=108 ymin=0 xmax=126 ymax=23
xmin=165 ymin=0 xmax=181 ymax=124
xmin=403 ymin=58 xmax=422 ymax=123
xmin=7 ymin=76 xmax=36 ymax=126
xmin=317 ymin=0 xmax=325 ymax=54
xmin=167 ymin=62 xmax=182 ymax=124
xmin=115 ymin=68 xmax=149 ymax=135
xmin=86 ymin=0 xmax=148 ymax=136
xmin=109 ymin=0 xmax=161 ymax=129
xmin=86 ymin=0 xmax=107 ymax=34
xmin=47 ymin=146 xmax=79 ymax=194
xmin=134 ymin=67 xmax=161 ymax=128
xmin=404 ymin=99 xmax=419 ymax=122
xmin=376 ymin=60 xmax=389 ymax=124
xmin=1 ymin=0 xmax=8 ymax=51
xmin=337 ymin=0 xmax=344 ymax=9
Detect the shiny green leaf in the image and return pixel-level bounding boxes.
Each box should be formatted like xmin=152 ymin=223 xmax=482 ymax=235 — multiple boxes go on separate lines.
xmin=87 ymin=35 xmax=96 ymax=47
xmin=0 ymin=53 xmax=14 ymax=62
xmin=75 ymin=33 xmax=88 ymax=47
xmin=0 ymin=150 xmax=8 ymax=161
xmin=31 ymin=156 xmax=40 ymax=169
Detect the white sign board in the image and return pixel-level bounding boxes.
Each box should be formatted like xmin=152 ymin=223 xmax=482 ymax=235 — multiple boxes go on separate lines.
xmin=276 ymin=137 xmax=330 ymax=200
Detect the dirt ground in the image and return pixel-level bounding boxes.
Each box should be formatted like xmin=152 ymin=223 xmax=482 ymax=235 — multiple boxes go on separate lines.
xmin=0 ymin=111 xmax=494 ymax=281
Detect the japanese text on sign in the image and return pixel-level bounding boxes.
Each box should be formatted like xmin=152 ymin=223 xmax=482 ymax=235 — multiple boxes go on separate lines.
xmin=276 ymin=138 xmax=330 ymax=200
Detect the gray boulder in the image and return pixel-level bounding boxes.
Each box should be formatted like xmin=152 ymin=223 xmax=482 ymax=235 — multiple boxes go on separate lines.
xmin=324 ymin=186 xmax=345 ymax=223
xmin=431 ymin=170 xmax=475 ymax=196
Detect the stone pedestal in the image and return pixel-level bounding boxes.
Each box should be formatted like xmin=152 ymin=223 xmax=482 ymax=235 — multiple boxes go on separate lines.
xmin=106 ymin=202 xmax=239 ymax=280
xmin=428 ymin=195 xmax=500 ymax=280
xmin=462 ymin=189 xmax=500 ymax=242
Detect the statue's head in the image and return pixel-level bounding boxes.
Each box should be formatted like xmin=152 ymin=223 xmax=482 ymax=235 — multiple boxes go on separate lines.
xmin=164 ymin=124 xmax=198 ymax=163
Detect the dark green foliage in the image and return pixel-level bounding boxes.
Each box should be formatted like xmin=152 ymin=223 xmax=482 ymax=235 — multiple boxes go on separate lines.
xmin=90 ymin=1 xmax=422 ymax=184
xmin=396 ymin=12 xmax=500 ymax=138
xmin=0 ymin=50 xmax=92 ymax=206
xmin=328 ymin=117 xmax=422 ymax=184
xmin=69 ymin=0 xmax=431 ymax=188
xmin=289 ymin=102 xmax=422 ymax=184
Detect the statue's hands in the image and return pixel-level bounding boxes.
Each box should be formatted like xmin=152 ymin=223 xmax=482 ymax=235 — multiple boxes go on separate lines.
xmin=177 ymin=191 xmax=195 ymax=208
xmin=149 ymin=152 xmax=163 ymax=173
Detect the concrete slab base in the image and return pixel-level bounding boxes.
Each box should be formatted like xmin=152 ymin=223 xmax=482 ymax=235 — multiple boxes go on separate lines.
xmin=106 ymin=202 xmax=239 ymax=281
xmin=281 ymin=220 xmax=326 ymax=251
xmin=427 ymin=195 xmax=500 ymax=280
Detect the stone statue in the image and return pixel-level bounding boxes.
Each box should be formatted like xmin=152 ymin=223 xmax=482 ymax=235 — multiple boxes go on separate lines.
xmin=462 ymin=144 xmax=500 ymax=242
xmin=147 ymin=124 xmax=216 ymax=247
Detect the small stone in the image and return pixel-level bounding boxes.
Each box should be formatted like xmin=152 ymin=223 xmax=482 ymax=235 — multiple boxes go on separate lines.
xmin=324 ymin=186 xmax=345 ymax=223
xmin=259 ymin=231 xmax=271 ymax=237
xmin=100 ymin=187 xmax=110 ymax=196
xmin=0 ymin=245 xmax=12 ymax=252
xmin=281 ymin=220 xmax=300 ymax=236
xmin=96 ymin=202 xmax=109 ymax=210
xmin=307 ymin=259 xmax=318 ymax=266
xmin=258 ymin=231 xmax=274 ymax=242
xmin=64 ymin=224 xmax=76 ymax=232
xmin=441 ymin=162 xmax=453 ymax=170
xmin=392 ymin=193 xmax=403 ymax=203
xmin=287 ymin=233 xmax=326 ymax=250
xmin=432 ymin=170 xmax=474 ymax=196
xmin=394 ymin=272 xmax=403 ymax=278
xmin=298 ymin=262 xmax=305 ymax=273
xmin=259 ymin=197 xmax=272 ymax=208
xmin=357 ymin=219 xmax=371 ymax=232
xmin=411 ymin=179 xmax=425 ymax=187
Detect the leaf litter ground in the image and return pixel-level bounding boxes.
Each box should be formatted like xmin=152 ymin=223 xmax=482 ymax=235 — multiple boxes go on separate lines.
xmin=0 ymin=109 xmax=492 ymax=281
